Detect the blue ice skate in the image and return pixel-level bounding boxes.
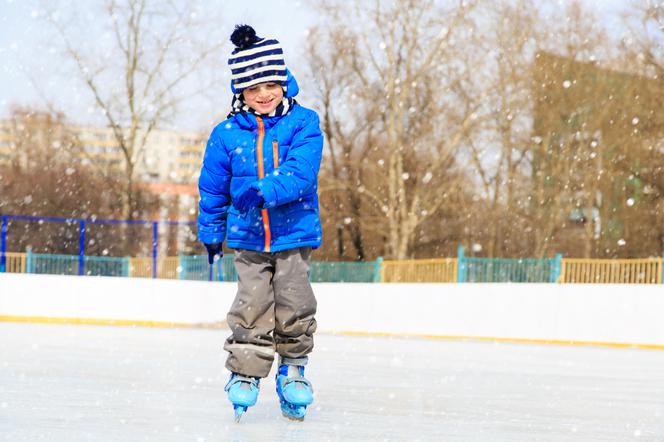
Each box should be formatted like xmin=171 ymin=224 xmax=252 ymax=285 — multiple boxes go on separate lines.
xmin=224 ymin=373 xmax=260 ymax=422
xmin=275 ymin=364 xmax=314 ymax=421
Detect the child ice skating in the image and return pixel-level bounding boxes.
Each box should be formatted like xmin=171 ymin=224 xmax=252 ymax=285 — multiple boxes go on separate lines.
xmin=197 ymin=25 xmax=323 ymax=422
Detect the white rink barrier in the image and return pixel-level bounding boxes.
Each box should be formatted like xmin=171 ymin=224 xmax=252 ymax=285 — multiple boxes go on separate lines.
xmin=1 ymin=273 xmax=663 ymax=348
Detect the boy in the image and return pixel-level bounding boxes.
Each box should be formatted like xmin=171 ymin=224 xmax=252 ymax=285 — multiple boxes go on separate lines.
xmin=197 ymin=25 xmax=323 ymax=422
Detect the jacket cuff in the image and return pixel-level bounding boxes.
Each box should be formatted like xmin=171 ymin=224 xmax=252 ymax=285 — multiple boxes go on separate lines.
xmin=197 ymin=226 xmax=225 ymax=245
xmin=252 ymin=180 xmax=278 ymax=208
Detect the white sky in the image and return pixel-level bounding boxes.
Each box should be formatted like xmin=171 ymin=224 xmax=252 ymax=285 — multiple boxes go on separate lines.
xmin=0 ymin=0 xmax=632 ymax=133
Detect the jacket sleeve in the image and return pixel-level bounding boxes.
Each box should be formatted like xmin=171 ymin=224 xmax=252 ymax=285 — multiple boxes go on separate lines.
xmin=197 ymin=128 xmax=232 ymax=244
xmin=254 ymin=113 xmax=323 ymax=208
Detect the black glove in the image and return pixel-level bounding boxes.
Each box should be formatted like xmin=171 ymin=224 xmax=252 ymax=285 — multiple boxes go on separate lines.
xmin=235 ymin=187 xmax=264 ymax=213
xmin=204 ymin=243 xmax=223 ymax=265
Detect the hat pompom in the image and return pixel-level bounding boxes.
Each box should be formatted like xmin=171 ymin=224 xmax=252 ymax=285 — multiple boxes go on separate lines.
xmin=231 ymin=25 xmax=260 ymax=49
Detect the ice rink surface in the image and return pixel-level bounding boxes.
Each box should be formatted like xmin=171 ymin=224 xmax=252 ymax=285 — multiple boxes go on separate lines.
xmin=1 ymin=323 xmax=663 ymax=442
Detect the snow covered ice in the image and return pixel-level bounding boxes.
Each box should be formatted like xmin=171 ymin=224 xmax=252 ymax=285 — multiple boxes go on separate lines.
xmin=1 ymin=323 xmax=663 ymax=441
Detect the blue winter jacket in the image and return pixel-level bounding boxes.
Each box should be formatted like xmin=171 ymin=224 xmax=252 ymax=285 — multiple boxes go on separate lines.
xmin=197 ymin=72 xmax=324 ymax=253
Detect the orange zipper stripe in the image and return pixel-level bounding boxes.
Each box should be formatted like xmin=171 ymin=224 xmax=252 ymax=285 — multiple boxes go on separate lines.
xmin=256 ymin=118 xmax=265 ymax=178
xmin=255 ymin=117 xmax=271 ymax=252
xmin=261 ymin=210 xmax=271 ymax=252
xmin=272 ymin=140 xmax=279 ymax=168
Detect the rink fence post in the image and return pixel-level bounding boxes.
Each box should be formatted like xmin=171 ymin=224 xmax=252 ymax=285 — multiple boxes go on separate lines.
xmin=373 ymin=257 xmax=383 ymax=283
xmin=122 ymin=257 xmax=130 ymax=277
xmin=178 ymin=255 xmax=185 ymax=280
xmin=457 ymin=245 xmax=466 ymax=283
xmin=26 ymin=247 xmax=32 ymax=273
xmin=152 ymin=222 xmax=158 ymax=279
xmin=78 ymin=220 xmax=86 ymax=276
xmin=553 ymin=253 xmax=563 ymax=283
xmin=217 ymin=256 xmax=224 ymax=282
xmin=0 ymin=215 xmax=7 ymax=272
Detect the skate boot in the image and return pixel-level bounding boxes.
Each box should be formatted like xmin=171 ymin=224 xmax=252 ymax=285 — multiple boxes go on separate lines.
xmin=224 ymin=373 xmax=260 ymax=422
xmin=275 ymin=363 xmax=314 ymax=421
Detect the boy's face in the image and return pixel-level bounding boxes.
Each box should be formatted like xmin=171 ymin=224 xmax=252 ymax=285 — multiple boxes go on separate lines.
xmin=242 ymin=82 xmax=284 ymax=114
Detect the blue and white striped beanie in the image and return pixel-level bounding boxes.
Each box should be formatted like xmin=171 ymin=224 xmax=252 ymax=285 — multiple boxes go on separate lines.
xmin=228 ymin=25 xmax=287 ymax=93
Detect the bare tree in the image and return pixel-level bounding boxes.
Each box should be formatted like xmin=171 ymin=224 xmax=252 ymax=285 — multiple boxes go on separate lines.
xmin=46 ymin=0 xmax=225 ymax=220
xmin=463 ymin=0 xmax=539 ymax=257
xmin=307 ymin=0 xmax=662 ymax=260
xmin=309 ymin=0 xmax=482 ymax=260
xmin=306 ymin=28 xmax=372 ymax=260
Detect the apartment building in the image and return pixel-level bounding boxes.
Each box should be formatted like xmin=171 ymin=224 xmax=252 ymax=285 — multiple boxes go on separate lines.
xmin=69 ymin=125 xmax=206 ymax=185
xmin=0 ymin=123 xmax=12 ymax=164
xmin=0 ymin=114 xmax=206 ymax=184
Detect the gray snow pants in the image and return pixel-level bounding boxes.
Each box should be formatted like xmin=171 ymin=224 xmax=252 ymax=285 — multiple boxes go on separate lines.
xmin=223 ymin=247 xmax=317 ymax=378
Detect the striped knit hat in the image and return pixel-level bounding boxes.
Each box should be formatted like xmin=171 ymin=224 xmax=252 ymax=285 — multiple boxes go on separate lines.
xmin=228 ymin=25 xmax=287 ymax=93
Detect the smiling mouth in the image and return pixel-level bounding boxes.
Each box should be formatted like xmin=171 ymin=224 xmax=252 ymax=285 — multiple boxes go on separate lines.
xmin=257 ymin=98 xmax=274 ymax=106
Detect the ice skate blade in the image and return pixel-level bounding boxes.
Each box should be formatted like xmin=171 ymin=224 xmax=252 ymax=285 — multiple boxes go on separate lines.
xmin=282 ymin=412 xmax=305 ymax=422
xmin=280 ymin=402 xmax=307 ymax=421
xmin=233 ymin=405 xmax=247 ymax=422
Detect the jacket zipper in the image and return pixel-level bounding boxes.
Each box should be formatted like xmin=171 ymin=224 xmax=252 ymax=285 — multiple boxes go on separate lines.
xmin=255 ymin=116 xmax=271 ymax=252
xmin=273 ymin=140 xmax=279 ymax=168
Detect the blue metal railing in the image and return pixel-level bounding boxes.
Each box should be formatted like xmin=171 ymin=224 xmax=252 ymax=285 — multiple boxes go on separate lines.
xmin=0 ymin=214 xmax=195 ymax=277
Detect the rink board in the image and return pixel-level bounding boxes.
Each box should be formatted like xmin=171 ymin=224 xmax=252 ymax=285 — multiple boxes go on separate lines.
xmin=1 ymin=272 xmax=663 ymax=348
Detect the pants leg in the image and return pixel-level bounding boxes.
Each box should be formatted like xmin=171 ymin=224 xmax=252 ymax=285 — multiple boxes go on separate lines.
xmin=272 ymin=247 xmax=317 ymax=360
xmin=223 ymin=250 xmax=276 ymax=378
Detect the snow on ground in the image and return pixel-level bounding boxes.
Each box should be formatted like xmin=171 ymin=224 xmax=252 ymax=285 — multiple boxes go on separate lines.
xmin=1 ymin=322 xmax=663 ymax=441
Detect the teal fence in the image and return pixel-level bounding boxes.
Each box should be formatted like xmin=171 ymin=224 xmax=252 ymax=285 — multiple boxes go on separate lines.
xmin=309 ymin=260 xmax=380 ymax=283
xmin=27 ymin=253 xmax=130 ymax=277
xmin=184 ymin=256 xmax=380 ymax=282
xmin=182 ymin=258 xmax=380 ymax=283
xmin=5 ymin=249 xmax=660 ymax=283
xmin=179 ymin=255 xmax=237 ymax=281
xmin=10 ymin=252 xmax=382 ymax=283
xmin=456 ymin=246 xmax=562 ymax=283
xmin=461 ymin=257 xmax=558 ymax=282
xmin=85 ymin=256 xmax=130 ymax=277
xmin=29 ymin=252 xmax=79 ymax=275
